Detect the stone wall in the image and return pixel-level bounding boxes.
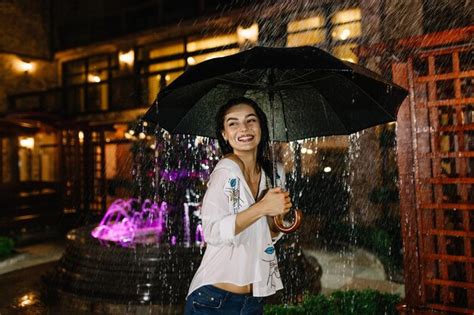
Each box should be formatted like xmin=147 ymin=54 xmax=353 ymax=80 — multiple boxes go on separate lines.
xmin=0 ymin=0 xmax=57 ymax=113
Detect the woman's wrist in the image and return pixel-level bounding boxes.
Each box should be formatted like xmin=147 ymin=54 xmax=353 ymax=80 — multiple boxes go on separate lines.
xmin=250 ymin=201 xmax=268 ymax=218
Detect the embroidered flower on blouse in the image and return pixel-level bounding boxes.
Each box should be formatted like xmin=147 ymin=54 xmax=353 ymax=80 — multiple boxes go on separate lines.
xmin=224 ymin=177 xmax=242 ymax=214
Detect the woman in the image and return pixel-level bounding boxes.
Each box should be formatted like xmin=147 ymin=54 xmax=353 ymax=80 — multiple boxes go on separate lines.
xmin=184 ymin=97 xmax=292 ymax=314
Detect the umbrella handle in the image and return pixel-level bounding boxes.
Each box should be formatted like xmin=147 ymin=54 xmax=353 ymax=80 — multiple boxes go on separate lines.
xmin=272 ymin=209 xmax=303 ymax=234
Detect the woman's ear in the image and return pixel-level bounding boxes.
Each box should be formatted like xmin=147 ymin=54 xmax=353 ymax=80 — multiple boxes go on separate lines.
xmin=221 ymin=131 xmax=227 ymax=141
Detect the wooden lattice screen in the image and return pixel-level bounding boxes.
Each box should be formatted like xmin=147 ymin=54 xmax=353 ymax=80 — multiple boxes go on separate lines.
xmin=393 ymin=27 xmax=474 ymax=314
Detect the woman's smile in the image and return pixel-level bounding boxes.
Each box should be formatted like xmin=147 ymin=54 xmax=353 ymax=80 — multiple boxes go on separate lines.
xmin=236 ymin=134 xmax=255 ymax=143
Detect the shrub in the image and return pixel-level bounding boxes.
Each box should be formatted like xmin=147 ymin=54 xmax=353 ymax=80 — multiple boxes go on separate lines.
xmin=265 ymin=290 xmax=401 ymax=315
xmin=0 ymin=236 xmax=14 ymax=258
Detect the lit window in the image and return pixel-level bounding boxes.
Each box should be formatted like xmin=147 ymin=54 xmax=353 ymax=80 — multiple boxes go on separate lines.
xmin=191 ymin=48 xmax=240 ymax=64
xmin=333 ymin=43 xmax=358 ymax=63
xmin=186 ymin=34 xmax=238 ymax=52
xmin=288 ymin=16 xmax=324 ymax=32
xmin=331 ymin=8 xmax=362 ymax=41
xmin=149 ymin=42 xmax=185 ymax=59
xmin=149 ymin=59 xmax=186 ymax=72
xmin=332 ymin=8 xmax=361 ymax=63
xmin=287 ymin=15 xmax=326 ymax=47
xmin=332 ymin=8 xmax=361 ymax=24
xmin=331 ymin=23 xmax=361 ymax=41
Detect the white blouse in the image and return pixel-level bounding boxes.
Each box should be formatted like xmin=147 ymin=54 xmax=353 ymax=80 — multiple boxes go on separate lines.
xmin=187 ymin=158 xmax=285 ymax=297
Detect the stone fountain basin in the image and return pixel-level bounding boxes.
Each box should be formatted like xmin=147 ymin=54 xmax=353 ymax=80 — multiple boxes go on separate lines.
xmin=44 ymin=226 xmax=203 ymax=308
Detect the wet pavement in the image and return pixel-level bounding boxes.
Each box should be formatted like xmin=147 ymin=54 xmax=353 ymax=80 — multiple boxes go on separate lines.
xmin=0 ymin=240 xmax=405 ymax=314
xmin=0 ymin=262 xmax=53 ymax=315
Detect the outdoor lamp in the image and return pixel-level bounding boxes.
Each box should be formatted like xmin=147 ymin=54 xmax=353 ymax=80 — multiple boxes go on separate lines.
xmin=18 ymin=60 xmax=33 ymax=74
xmin=78 ymin=131 xmax=84 ymax=143
xmin=19 ymin=137 xmax=34 ymax=149
xmin=119 ymin=50 xmax=134 ymax=67
xmin=187 ymin=57 xmax=197 ymax=65
xmin=88 ymin=74 xmax=101 ymax=83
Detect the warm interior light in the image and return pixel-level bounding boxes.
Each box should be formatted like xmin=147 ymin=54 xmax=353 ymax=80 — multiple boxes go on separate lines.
xmin=18 ymin=294 xmax=33 ymax=307
xmin=339 ymin=28 xmax=351 ymax=40
xmin=187 ymin=57 xmax=196 ymax=65
xmin=17 ymin=60 xmax=33 ymax=73
xmin=301 ymin=147 xmax=307 ymax=154
xmin=19 ymin=137 xmax=34 ymax=149
xmin=306 ymin=148 xmax=314 ymax=154
xmin=323 ymin=166 xmax=332 ymax=173
xmin=88 ymin=74 xmax=101 ymax=83
xmin=119 ymin=50 xmax=134 ymax=66
xmin=237 ymin=23 xmax=259 ymax=44
xmin=78 ymin=131 xmax=84 ymax=143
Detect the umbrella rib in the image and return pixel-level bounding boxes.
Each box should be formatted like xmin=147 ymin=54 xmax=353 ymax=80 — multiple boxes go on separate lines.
xmin=337 ymin=73 xmax=397 ymax=119
xmin=277 ymin=90 xmax=290 ymax=142
xmin=276 ymin=75 xmax=337 ymax=88
xmin=216 ymin=77 xmax=263 ymax=88
xmin=315 ymin=90 xmax=350 ymax=135
xmin=275 ymin=68 xmax=351 ymax=86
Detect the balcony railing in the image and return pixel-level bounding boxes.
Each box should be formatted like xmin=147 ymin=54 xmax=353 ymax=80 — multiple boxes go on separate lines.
xmin=7 ymin=74 xmax=147 ymax=117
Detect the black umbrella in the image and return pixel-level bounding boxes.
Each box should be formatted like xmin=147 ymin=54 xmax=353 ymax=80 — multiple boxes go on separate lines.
xmin=144 ymin=46 xmax=408 ymax=233
xmin=144 ymin=46 xmax=407 ymax=141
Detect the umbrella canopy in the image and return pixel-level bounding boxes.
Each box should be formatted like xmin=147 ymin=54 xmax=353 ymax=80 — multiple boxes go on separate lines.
xmin=144 ymin=46 xmax=407 ymax=141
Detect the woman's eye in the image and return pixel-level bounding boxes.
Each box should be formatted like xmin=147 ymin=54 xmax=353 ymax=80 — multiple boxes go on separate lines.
xmin=248 ymin=119 xmax=257 ymax=123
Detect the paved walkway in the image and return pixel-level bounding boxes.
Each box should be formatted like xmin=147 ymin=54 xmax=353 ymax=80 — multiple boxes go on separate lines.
xmin=0 ymin=239 xmax=66 ymax=275
xmin=304 ymin=247 xmax=405 ymax=297
xmin=0 ymin=240 xmax=405 ymax=313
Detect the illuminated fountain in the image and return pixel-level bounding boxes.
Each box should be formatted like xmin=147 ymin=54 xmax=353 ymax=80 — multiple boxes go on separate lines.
xmin=91 ymin=199 xmax=168 ymax=246
xmin=44 ymin=125 xmax=210 ymax=313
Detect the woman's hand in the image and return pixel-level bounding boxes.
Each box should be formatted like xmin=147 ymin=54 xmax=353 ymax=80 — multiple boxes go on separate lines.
xmin=258 ymin=187 xmax=292 ymax=217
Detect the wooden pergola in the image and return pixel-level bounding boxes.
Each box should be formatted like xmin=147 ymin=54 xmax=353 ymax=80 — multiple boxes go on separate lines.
xmin=390 ymin=26 xmax=474 ymax=314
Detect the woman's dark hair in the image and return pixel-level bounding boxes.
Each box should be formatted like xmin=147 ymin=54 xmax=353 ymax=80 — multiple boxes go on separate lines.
xmin=215 ymin=97 xmax=273 ymax=180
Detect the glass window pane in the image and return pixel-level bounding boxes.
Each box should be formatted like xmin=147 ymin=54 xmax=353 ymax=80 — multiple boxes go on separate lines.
xmin=87 ymin=69 xmax=108 ymax=82
xmin=164 ymin=71 xmax=183 ymax=85
xmin=190 ymin=48 xmax=240 ymax=64
xmin=149 ymin=59 xmax=185 ymax=72
xmin=66 ymin=74 xmax=86 ymax=85
xmin=287 ymin=16 xmax=325 ymax=32
xmin=64 ymin=61 xmax=85 ymax=75
xmin=149 ymin=42 xmax=185 ymax=59
xmin=89 ymin=56 xmax=110 ymax=72
xmin=187 ymin=34 xmax=238 ymax=52
xmin=147 ymin=74 xmax=161 ymax=105
xmin=331 ymin=22 xmax=361 ymax=40
xmin=332 ymin=8 xmax=361 ymax=24
xmin=287 ymin=30 xmax=325 ymax=47
xmin=87 ymin=83 xmax=108 ymax=111
xmin=333 ymin=44 xmax=358 ymax=63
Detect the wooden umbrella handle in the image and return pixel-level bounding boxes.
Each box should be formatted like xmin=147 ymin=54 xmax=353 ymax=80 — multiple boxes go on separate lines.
xmin=272 ymin=209 xmax=303 ymax=234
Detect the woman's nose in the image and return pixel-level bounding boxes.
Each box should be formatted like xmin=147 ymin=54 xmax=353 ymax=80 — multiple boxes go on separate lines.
xmin=240 ymin=122 xmax=249 ymax=131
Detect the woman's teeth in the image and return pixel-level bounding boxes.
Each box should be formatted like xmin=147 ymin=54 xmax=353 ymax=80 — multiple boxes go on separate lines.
xmin=237 ymin=135 xmax=254 ymax=142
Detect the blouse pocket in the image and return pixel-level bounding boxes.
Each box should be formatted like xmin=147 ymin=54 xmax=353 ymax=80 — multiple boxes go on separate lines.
xmin=192 ymin=286 xmax=225 ymax=310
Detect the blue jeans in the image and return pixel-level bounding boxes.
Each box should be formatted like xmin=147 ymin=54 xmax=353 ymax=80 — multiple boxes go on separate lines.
xmin=184 ymin=285 xmax=264 ymax=315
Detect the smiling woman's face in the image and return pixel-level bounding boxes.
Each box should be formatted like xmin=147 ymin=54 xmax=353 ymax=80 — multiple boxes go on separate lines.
xmin=221 ymin=103 xmax=261 ymax=153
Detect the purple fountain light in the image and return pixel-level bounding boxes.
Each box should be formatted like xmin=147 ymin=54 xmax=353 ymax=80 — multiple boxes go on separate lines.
xmin=91 ymin=198 xmax=167 ymax=247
